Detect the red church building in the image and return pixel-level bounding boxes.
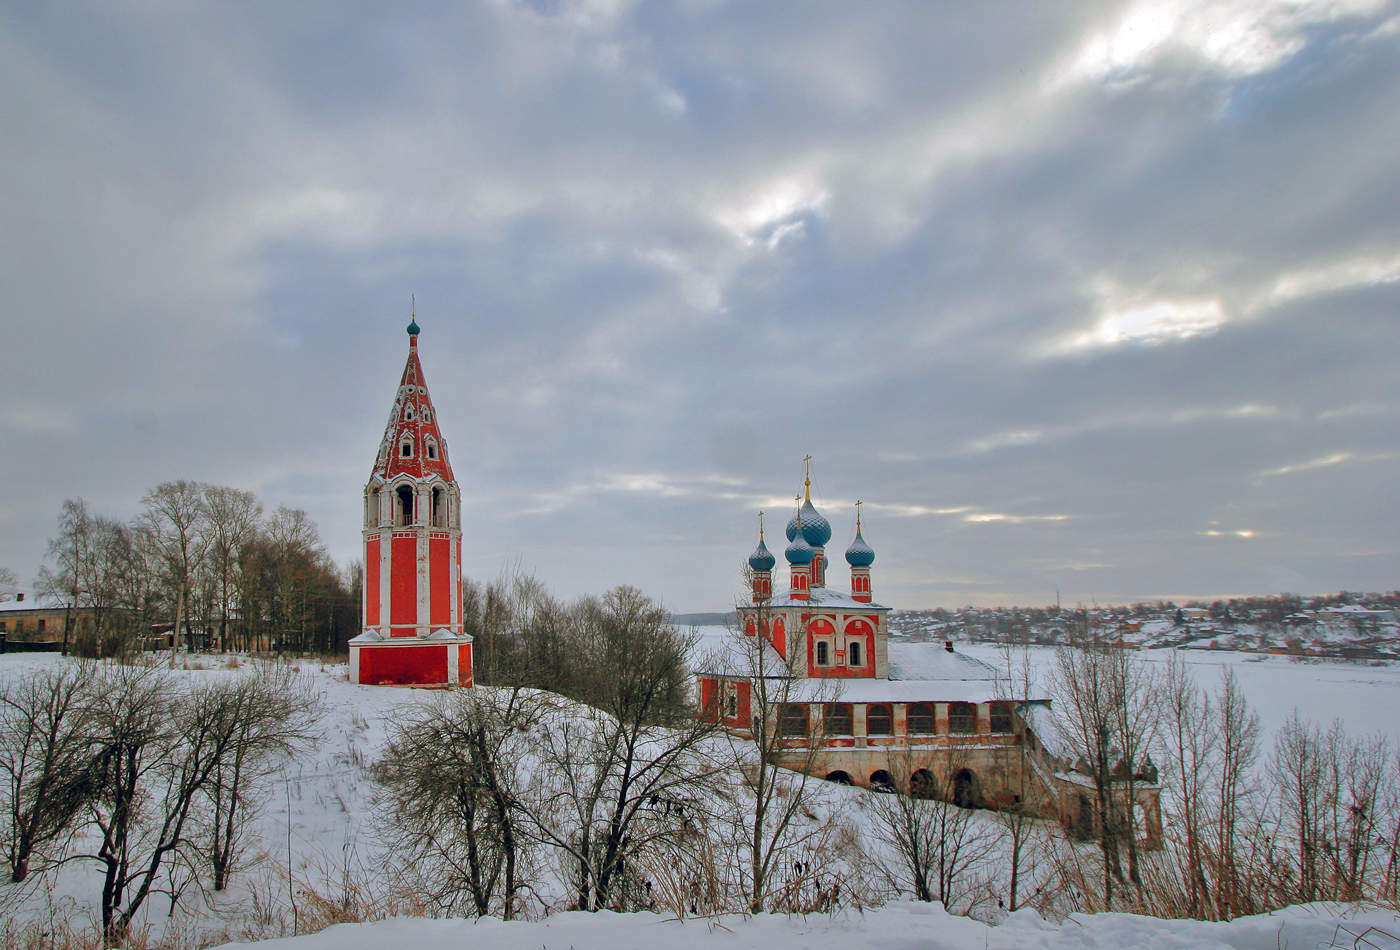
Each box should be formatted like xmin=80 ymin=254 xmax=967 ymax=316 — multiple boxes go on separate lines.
xmin=349 ymin=314 xmax=474 ymax=686
xmin=694 ymin=466 xmax=1162 ymax=847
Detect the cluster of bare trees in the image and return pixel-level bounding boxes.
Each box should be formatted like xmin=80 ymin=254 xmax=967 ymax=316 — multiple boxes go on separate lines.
xmin=0 ymin=661 xmax=318 ymax=944
xmin=1045 ymin=641 xmax=1400 ymax=919
xmin=377 ymin=584 xmax=724 ymax=917
xmin=34 ymin=482 xmax=358 ymax=659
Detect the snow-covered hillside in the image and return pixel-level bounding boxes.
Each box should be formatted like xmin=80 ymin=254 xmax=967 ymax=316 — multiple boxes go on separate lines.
xmin=211 ymin=900 xmax=1400 ymax=950
xmin=2 ymin=646 xmax=1398 ymax=949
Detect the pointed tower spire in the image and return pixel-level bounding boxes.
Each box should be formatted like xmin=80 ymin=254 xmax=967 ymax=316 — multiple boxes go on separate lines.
xmin=373 ymin=310 xmax=453 ymax=484
xmin=846 ymin=499 xmax=875 ymax=603
xmin=747 ymin=510 xmax=776 ymax=603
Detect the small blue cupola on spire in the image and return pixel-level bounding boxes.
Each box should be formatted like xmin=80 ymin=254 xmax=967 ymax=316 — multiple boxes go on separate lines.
xmin=845 ymin=530 xmax=875 ymax=567
xmin=749 ymin=530 xmax=776 ymax=572
xmin=846 ymin=499 xmax=875 ymax=566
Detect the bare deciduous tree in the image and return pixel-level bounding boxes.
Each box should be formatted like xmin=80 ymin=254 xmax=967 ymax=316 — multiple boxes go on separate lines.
xmin=1211 ymin=668 xmax=1259 ymax=917
xmin=712 ymin=599 xmax=838 ymax=914
xmin=1050 ymin=639 xmax=1158 ymax=907
xmin=1161 ymin=654 xmax=1212 ymax=916
xmin=200 ymin=664 xmax=320 ymax=891
xmin=140 ymin=481 xmax=212 ymax=666
xmin=867 ymin=748 xmax=997 ymax=912
xmin=375 ymin=687 xmax=539 ymax=919
xmin=0 ymin=663 xmax=97 ymax=882
xmin=200 ymin=486 xmax=262 ymax=654
xmin=513 ymin=587 xmax=721 ymax=912
xmin=993 ymin=644 xmax=1038 ymax=911
xmin=77 ymin=664 xmax=315 ymax=943
xmin=1272 ymin=711 xmax=1325 ymax=902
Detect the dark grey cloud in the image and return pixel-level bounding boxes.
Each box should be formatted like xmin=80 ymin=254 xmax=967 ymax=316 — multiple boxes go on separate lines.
xmin=2 ymin=1 xmax=1397 ymax=612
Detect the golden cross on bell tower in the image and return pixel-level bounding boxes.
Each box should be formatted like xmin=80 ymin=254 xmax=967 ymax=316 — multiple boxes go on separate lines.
xmin=802 ymin=454 xmax=813 ymax=501
xmin=855 ymin=499 xmax=863 ymax=532
xmin=758 ymin=509 xmax=765 ymax=541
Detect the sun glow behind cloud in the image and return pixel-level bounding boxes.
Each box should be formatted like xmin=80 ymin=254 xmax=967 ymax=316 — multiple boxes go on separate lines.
xmin=1055 ymin=0 xmax=1389 ymax=87
xmin=1055 ymin=297 xmax=1227 ymax=353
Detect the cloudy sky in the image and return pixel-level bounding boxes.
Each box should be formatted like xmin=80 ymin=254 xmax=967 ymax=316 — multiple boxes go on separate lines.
xmin=3 ymin=1 xmax=1398 ymax=613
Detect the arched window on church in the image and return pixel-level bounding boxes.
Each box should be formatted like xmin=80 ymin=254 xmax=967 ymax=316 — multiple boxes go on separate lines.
xmin=396 ymin=485 xmax=414 ymax=526
xmin=779 ymin=704 xmax=808 ymax=737
xmin=866 ymin=703 xmax=892 ymax=736
xmin=848 ymin=640 xmax=862 ymax=667
xmin=990 ymin=701 xmax=1014 ymax=733
xmin=824 ymin=703 xmax=852 ymax=736
xmin=949 ymin=702 xmax=976 ymax=734
xmin=400 ymin=439 xmax=413 ymax=458
xmin=907 ymin=702 xmax=935 ymax=735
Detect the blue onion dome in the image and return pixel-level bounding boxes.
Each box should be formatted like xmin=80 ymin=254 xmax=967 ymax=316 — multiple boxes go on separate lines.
xmin=785 ymin=499 xmax=832 ymax=547
xmin=407 ymin=316 xmax=421 ymax=336
xmin=784 ymin=530 xmax=814 ymax=566
xmin=748 ymin=538 xmax=776 ymax=572
xmin=845 ymin=529 xmax=875 ymax=567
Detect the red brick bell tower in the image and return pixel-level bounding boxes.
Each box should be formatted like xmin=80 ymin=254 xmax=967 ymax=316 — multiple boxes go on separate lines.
xmin=349 ymin=310 xmax=473 ymax=686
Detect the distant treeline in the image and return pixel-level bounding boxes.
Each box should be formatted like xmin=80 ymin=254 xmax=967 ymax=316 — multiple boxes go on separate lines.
xmin=30 ymin=482 xmax=359 ymax=658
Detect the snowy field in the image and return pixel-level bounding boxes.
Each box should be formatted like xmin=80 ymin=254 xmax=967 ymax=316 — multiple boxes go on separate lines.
xmin=214 ymin=900 xmax=1400 ymax=950
xmin=957 ymin=642 xmax=1400 ymax=748
xmin=2 ymin=642 xmax=1398 ymax=949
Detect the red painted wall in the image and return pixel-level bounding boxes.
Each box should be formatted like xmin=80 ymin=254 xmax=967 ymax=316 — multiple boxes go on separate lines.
xmin=430 ymin=536 xmax=450 ymax=627
xmin=699 ymin=677 xmax=716 ymax=719
xmin=365 ymin=536 xmax=380 ymax=626
xmin=358 ymin=645 xmax=447 ymax=685
xmin=390 ymin=535 xmax=417 ymax=633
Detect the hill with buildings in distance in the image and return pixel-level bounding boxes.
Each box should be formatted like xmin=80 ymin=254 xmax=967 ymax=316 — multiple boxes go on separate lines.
xmin=889 ymin=591 xmax=1400 ymax=660
xmin=671 ymin=610 xmax=738 ymax=627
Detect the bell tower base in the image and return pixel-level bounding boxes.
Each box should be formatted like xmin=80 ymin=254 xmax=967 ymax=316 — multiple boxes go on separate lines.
xmin=349 ymin=631 xmax=473 ymax=687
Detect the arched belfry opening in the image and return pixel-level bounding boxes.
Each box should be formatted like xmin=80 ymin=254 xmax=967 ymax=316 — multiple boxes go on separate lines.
xmin=432 ymin=486 xmax=446 ymax=528
xmin=396 ymin=484 xmax=414 ymax=526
